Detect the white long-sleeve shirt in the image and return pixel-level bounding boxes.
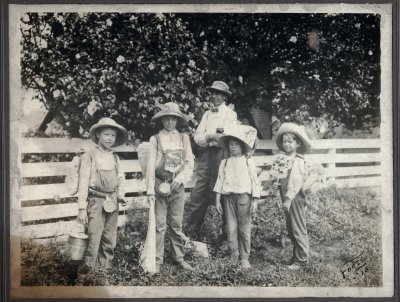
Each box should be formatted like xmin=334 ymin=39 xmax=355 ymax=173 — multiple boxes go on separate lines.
xmin=193 ymin=103 xmax=238 ymax=147
xmin=146 ymin=129 xmax=194 ymax=195
xmin=213 ymin=156 xmax=261 ymax=198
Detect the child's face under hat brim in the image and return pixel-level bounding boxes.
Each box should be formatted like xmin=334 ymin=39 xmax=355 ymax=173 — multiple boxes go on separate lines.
xmin=275 ymin=123 xmax=311 ymax=154
xmin=151 ymin=102 xmax=188 ymax=127
xmin=89 ymin=118 xmax=128 ymax=147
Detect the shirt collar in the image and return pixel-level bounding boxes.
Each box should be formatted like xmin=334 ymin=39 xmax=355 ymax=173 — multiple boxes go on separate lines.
xmin=160 ymin=128 xmax=178 ymax=135
xmin=217 ymin=103 xmax=227 ymax=111
xmin=211 ymin=102 xmax=227 ymax=113
xmin=95 ymin=145 xmax=114 ymax=153
xmin=218 ymin=102 xmax=226 ymax=108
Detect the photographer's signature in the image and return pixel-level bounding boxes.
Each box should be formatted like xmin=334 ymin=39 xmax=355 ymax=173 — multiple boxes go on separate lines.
xmin=340 ymin=250 xmax=368 ymax=279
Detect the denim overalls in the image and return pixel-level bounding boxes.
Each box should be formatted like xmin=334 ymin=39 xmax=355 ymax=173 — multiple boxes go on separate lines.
xmin=279 ymin=155 xmax=310 ymax=264
xmin=79 ymin=152 xmax=120 ymax=272
xmin=153 ymin=133 xmax=187 ymax=264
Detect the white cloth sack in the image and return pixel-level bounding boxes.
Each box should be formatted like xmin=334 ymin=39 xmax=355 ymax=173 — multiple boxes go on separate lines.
xmin=139 ymin=199 xmax=157 ymax=274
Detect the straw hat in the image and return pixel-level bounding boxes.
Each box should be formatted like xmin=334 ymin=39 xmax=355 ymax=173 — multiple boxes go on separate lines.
xmin=151 ymin=102 xmax=187 ymax=127
xmin=219 ymin=124 xmax=257 ymax=155
xmin=275 ymin=122 xmax=312 ymax=154
xmin=89 ymin=117 xmax=128 ymax=147
xmin=207 ymin=81 xmax=232 ymax=95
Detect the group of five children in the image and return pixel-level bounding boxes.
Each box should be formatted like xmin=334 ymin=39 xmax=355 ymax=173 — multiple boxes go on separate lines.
xmin=76 ymin=81 xmax=314 ymax=277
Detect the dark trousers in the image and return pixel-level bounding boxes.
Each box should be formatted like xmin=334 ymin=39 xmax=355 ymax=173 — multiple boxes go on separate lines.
xmin=280 ymin=174 xmax=309 ymax=263
xmin=283 ymin=195 xmax=309 ymax=263
xmin=185 ymin=146 xmax=226 ymax=239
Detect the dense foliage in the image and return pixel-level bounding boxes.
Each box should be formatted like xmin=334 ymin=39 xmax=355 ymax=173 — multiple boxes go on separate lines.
xmin=21 ymin=13 xmax=380 ymax=139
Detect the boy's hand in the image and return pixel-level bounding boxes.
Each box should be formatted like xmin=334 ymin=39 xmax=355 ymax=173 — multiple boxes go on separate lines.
xmin=147 ymin=195 xmax=155 ymax=206
xmin=206 ymin=133 xmax=223 ymax=143
xmin=171 ymin=180 xmax=181 ymax=192
xmin=118 ymin=196 xmax=128 ymax=207
xmin=250 ymin=199 xmax=259 ymax=214
xmin=215 ymin=200 xmax=223 ymax=215
xmin=77 ymin=209 xmax=87 ymax=225
xmin=282 ymin=198 xmax=292 ymax=213
xmin=272 ymin=181 xmax=279 ymax=192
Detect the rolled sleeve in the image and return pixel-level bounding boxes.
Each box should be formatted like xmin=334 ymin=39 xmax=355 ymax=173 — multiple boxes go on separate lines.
xmin=145 ymin=136 xmax=158 ymax=195
xmin=193 ymin=111 xmax=210 ymax=148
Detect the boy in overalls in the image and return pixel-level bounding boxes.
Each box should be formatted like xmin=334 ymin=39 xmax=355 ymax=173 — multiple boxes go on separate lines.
xmin=76 ymin=118 xmax=128 ymax=275
xmin=146 ymin=102 xmax=194 ymax=273
xmin=273 ymin=123 xmax=313 ymax=270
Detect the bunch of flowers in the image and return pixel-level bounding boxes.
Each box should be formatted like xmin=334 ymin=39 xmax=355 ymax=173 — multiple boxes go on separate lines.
xmin=270 ymin=153 xmax=292 ymax=182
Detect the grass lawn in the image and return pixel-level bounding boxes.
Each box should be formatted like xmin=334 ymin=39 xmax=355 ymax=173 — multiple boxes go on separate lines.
xmin=21 ymin=186 xmax=382 ymax=287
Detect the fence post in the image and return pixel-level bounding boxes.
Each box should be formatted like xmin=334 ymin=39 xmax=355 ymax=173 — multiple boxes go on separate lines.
xmin=327 ymin=147 xmax=336 ymax=185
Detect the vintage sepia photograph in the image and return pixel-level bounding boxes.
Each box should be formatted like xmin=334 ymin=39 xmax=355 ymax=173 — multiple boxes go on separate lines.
xmin=8 ymin=3 xmax=395 ymax=299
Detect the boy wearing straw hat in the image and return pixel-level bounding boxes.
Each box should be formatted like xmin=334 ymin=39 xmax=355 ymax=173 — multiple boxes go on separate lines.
xmin=213 ymin=124 xmax=260 ymax=269
xmin=76 ymin=117 xmax=128 ymax=274
xmin=186 ymin=81 xmax=238 ymax=240
xmin=146 ymin=102 xmax=194 ymax=272
xmin=273 ymin=122 xmax=313 ymax=270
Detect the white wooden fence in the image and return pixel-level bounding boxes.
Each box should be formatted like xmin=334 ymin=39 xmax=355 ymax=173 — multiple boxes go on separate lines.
xmin=16 ymin=137 xmax=381 ymax=240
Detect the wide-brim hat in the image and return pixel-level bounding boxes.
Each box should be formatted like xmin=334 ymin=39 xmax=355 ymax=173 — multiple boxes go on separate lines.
xmin=89 ymin=117 xmax=128 ymax=147
xmin=219 ymin=124 xmax=258 ymax=155
xmin=207 ymin=81 xmax=232 ymax=95
xmin=275 ymin=122 xmax=312 ymax=154
xmin=151 ymin=102 xmax=188 ymax=127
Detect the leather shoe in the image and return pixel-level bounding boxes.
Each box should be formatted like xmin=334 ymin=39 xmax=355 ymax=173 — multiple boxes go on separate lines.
xmin=176 ymin=260 xmax=194 ymax=271
xmin=241 ymin=259 xmax=252 ymax=269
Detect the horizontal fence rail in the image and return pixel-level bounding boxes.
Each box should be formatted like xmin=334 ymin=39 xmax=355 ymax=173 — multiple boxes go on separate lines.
xmin=16 ymin=137 xmax=381 ymax=239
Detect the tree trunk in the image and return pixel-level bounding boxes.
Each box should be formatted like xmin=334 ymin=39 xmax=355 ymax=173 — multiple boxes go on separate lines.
xmin=37 ymin=109 xmax=56 ymax=133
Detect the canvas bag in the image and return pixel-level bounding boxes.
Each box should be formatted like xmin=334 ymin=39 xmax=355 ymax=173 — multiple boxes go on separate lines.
xmin=302 ymin=160 xmax=326 ymax=193
xmin=65 ymin=151 xmax=86 ymax=196
xmin=297 ymin=156 xmax=326 ymax=194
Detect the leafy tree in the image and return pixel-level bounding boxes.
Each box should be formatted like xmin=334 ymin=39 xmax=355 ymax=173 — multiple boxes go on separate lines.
xmin=20 ymin=12 xmax=380 ymax=139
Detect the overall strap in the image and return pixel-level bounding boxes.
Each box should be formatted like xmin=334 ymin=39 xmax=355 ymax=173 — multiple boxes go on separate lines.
xmin=180 ymin=132 xmax=187 ymax=156
xmin=155 ymin=134 xmax=164 ymax=154
xmin=113 ymin=152 xmax=119 ymax=172
xmin=295 ymin=153 xmax=305 ymax=175
xmin=85 ymin=149 xmax=95 ymax=169
xmin=180 ymin=132 xmax=184 ymax=149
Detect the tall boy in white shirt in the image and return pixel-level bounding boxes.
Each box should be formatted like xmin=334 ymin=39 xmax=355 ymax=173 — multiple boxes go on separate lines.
xmin=185 ymin=81 xmax=238 ymax=240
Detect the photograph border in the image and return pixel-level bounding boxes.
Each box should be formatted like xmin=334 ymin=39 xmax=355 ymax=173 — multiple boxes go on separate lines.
xmin=2 ymin=0 xmax=399 ymax=301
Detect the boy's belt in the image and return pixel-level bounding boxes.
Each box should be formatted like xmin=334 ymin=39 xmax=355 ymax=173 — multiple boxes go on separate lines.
xmin=156 ymin=177 xmax=173 ymax=183
xmin=88 ymin=188 xmax=116 ymax=198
